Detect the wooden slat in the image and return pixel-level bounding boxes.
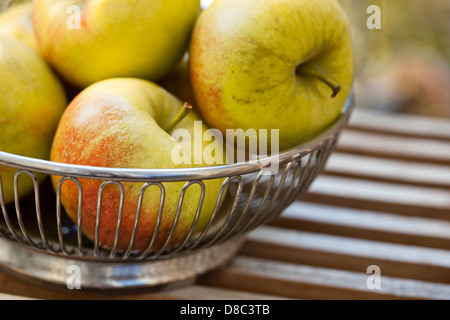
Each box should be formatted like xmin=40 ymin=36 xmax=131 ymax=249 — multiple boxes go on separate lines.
xmin=281 ymin=203 xmax=450 ymax=240
xmin=270 ymin=202 xmax=450 ymax=250
xmin=324 ymin=153 xmax=450 ymax=190
xmin=239 ymin=226 xmax=450 ymax=284
xmin=309 ymin=175 xmax=450 ymax=208
xmin=199 ymin=256 xmax=450 ymax=300
xmin=336 ymin=129 xmax=450 ymax=165
xmin=303 ymin=175 xmax=450 ymax=220
xmin=348 ymin=109 xmax=450 ymax=142
xmin=301 ymin=194 xmax=450 ymax=221
xmin=0 ymin=293 xmax=34 ymax=300
xmin=160 ymin=285 xmax=288 ymax=300
xmin=0 ymin=272 xmax=191 ymax=300
xmin=0 ymin=267 xmax=286 ymax=300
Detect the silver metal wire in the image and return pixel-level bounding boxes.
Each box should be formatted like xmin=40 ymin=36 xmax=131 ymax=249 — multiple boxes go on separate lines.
xmin=0 ymin=94 xmax=353 ymax=265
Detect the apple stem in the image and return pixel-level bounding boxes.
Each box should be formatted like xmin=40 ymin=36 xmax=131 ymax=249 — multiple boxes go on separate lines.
xmin=297 ymin=67 xmax=341 ymax=98
xmin=165 ymin=102 xmax=193 ymax=133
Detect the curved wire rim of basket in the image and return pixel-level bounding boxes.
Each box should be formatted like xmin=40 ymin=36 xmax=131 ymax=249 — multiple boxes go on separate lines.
xmin=0 ymin=92 xmax=354 ymax=182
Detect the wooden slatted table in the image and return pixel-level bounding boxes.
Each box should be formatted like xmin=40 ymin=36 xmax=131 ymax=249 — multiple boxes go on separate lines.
xmin=0 ymin=109 xmax=449 ymax=300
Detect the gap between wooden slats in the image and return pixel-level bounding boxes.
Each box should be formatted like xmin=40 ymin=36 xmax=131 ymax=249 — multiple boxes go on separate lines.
xmin=270 ymin=202 xmax=450 ymax=250
xmin=302 ymin=175 xmax=450 ymax=220
xmin=348 ymin=110 xmax=450 ymax=142
xmin=199 ymin=256 xmax=450 ymax=300
xmin=238 ymin=226 xmax=450 ymax=285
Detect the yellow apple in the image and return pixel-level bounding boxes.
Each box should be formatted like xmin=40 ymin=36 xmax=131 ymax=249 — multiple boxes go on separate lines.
xmin=0 ymin=35 xmax=67 ymax=204
xmin=50 ymin=78 xmax=225 ymax=253
xmin=190 ymin=0 xmax=354 ymax=151
xmin=0 ymin=1 xmax=38 ymax=52
xmin=32 ymin=0 xmax=201 ymax=88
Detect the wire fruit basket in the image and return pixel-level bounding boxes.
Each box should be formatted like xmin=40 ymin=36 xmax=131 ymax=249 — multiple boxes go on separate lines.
xmin=0 ymin=93 xmax=353 ymax=289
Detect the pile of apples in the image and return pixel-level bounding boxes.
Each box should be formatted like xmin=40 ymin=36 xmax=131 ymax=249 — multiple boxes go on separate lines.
xmin=0 ymin=0 xmax=353 ymax=253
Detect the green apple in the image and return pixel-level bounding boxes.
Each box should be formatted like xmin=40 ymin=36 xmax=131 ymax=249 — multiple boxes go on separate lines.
xmin=190 ymin=0 xmax=354 ymax=151
xmin=0 ymin=35 xmax=67 ymax=204
xmin=0 ymin=1 xmax=38 ymax=52
xmin=50 ymin=78 xmax=225 ymax=253
xmin=32 ymin=0 xmax=201 ymax=88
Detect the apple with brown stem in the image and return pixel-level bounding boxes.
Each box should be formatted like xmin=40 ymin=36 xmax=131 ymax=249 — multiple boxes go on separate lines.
xmin=50 ymin=78 xmax=226 ymax=253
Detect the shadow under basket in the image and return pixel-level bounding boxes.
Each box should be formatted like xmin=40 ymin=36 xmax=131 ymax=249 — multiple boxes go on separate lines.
xmin=0 ymin=94 xmax=354 ymax=290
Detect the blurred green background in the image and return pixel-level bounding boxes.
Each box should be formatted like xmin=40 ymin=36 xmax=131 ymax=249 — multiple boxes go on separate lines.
xmin=339 ymin=0 xmax=450 ymax=118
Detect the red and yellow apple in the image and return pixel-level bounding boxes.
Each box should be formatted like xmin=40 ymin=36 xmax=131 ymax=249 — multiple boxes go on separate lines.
xmin=32 ymin=0 xmax=201 ymax=88
xmin=190 ymin=0 xmax=354 ymax=151
xmin=50 ymin=78 xmax=225 ymax=253
xmin=0 ymin=35 xmax=67 ymax=204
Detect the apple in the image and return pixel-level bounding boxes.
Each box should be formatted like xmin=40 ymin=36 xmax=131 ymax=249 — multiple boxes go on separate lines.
xmin=0 ymin=1 xmax=81 ymax=103
xmin=50 ymin=78 xmax=226 ymax=253
xmin=158 ymin=53 xmax=198 ymax=110
xmin=0 ymin=35 xmax=67 ymax=204
xmin=0 ymin=1 xmax=38 ymax=52
xmin=190 ymin=0 xmax=354 ymax=151
xmin=32 ymin=0 xmax=201 ymax=88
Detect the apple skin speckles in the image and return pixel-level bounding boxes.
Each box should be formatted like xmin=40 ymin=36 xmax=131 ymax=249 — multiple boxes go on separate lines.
xmin=32 ymin=0 xmax=201 ymax=88
xmin=50 ymin=78 xmax=226 ymax=253
xmin=189 ymin=0 xmax=354 ymax=151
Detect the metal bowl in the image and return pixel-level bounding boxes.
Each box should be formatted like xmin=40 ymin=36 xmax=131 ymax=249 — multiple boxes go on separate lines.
xmin=0 ymin=93 xmax=354 ymax=289
xmin=0 ymin=0 xmax=355 ymax=290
